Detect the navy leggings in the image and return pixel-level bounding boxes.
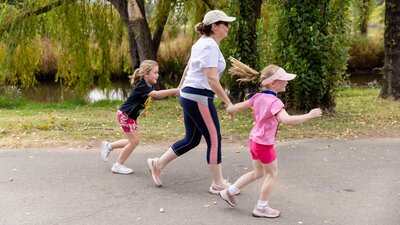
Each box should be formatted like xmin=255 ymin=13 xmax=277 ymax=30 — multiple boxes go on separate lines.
xmin=171 ymin=87 xmax=222 ymax=164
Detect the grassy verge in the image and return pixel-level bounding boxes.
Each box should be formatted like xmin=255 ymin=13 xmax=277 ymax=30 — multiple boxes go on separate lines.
xmin=0 ymin=87 xmax=399 ymax=148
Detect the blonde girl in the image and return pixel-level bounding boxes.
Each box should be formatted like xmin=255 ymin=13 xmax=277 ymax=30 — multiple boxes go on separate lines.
xmin=219 ymin=57 xmax=322 ymax=218
xmin=101 ymin=60 xmax=179 ymax=174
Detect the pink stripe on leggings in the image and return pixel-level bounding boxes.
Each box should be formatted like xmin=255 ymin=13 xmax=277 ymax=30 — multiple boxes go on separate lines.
xmin=198 ymin=103 xmax=218 ymax=164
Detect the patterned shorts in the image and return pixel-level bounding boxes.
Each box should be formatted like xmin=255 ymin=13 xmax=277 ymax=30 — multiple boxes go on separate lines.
xmin=116 ymin=110 xmax=138 ymax=132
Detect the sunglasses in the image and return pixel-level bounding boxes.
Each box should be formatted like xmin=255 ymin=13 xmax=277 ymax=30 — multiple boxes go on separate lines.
xmin=215 ymin=21 xmax=229 ymax=27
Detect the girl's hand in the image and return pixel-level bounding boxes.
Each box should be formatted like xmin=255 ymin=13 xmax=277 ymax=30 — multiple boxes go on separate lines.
xmin=174 ymin=88 xmax=180 ymax=97
xmin=308 ymin=108 xmax=322 ymax=119
xmin=226 ymin=103 xmax=235 ymax=114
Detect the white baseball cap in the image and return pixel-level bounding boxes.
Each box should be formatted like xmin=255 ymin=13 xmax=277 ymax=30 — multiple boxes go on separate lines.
xmin=202 ymin=10 xmax=236 ymax=25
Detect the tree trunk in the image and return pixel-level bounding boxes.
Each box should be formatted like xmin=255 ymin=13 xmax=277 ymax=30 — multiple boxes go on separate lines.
xmin=230 ymin=0 xmax=262 ymax=102
xmin=152 ymin=0 xmax=175 ymax=54
xmin=380 ymin=0 xmax=400 ymax=100
xmin=108 ymin=0 xmax=174 ymax=67
xmin=128 ymin=0 xmax=157 ymax=61
xmin=109 ymin=0 xmax=139 ymax=68
xmin=109 ymin=0 xmax=157 ymax=65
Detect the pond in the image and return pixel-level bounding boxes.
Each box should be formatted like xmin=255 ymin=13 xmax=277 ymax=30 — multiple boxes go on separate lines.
xmin=16 ymin=72 xmax=382 ymax=103
xmin=20 ymin=80 xmax=132 ymax=103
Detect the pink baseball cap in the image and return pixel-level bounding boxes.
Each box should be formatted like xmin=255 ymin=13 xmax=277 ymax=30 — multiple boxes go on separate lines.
xmin=261 ymin=67 xmax=296 ymax=85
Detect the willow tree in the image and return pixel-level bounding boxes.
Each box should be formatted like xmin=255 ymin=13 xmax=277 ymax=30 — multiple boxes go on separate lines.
xmin=0 ymin=0 xmax=175 ymax=93
xmin=273 ymin=0 xmax=350 ymax=112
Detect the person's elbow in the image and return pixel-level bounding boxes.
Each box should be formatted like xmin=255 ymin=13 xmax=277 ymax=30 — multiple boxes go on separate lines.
xmin=278 ymin=115 xmax=297 ymax=125
xmin=279 ymin=118 xmax=292 ymax=125
xmin=148 ymin=91 xmax=162 ymax=99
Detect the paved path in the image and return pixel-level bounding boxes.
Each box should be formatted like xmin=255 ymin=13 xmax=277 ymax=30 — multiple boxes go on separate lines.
xmin=1 ymin=138 xmax=399 ymax=225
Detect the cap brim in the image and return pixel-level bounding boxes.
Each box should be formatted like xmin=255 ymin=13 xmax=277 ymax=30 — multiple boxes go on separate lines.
xmin=221 ymin=17 xmax=236 ymax=22
xmin=282 ymin=73 xmax=296 ymax=81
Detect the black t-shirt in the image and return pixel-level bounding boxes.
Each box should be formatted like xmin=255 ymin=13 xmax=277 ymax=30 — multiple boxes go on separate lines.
xmin=119 ymin=79 xmax=154 ymax=120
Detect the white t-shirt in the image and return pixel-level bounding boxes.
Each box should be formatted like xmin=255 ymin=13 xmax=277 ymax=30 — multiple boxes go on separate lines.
xmin=181 ymin=36 xmax=226 ymax=90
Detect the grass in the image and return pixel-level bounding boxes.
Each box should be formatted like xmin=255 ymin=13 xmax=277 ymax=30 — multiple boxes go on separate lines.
xmin=0 ymin=87 xmax=399 ymax=148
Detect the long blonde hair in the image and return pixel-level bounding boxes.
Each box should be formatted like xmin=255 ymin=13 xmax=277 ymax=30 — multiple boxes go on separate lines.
xmin=228 ymin=57 xmax=280 ymax=85
xmin=129 ymin=60 xmax=158 ymax=85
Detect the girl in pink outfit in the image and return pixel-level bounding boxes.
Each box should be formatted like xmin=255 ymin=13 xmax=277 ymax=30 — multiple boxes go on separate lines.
xmin=219 ymin=58 xmax=322 ymax=218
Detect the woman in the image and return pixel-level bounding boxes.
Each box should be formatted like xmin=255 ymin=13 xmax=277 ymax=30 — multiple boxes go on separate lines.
xmin=147 ymin=10 xmax=236 ymax=194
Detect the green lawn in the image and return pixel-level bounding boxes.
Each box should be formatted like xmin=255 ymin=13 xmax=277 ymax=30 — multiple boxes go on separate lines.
xmin=0 ymin=87 xmax=399 ymax=148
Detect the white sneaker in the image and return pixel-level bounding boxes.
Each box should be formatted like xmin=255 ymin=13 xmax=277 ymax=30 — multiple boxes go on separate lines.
xmin=111 ymin=163 xmax=133 ymax=174
xmin=101 ymin=141 xmax=111 ymax=161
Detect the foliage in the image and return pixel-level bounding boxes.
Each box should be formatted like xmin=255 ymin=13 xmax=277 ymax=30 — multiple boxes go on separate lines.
xmin=272 ymin=0 xmax=351 ymax=112
xmin=0 ymin=0 xmax=130 ymax=94
xmin=369 ymin=1 xmax=385 ymax=36
xmin=348 ymin=35 xmax=384 ymax=72
xmin=223 ymin=0 xmax=261 ymax=101
xmin=349 ymin=0 xmax=376 ymax=35
xmin=157 ymin=33 xmax=192 ymax=86
xmin=257 ymin=2 xmax=279 ymax=68
xmin=233 ymin=0 xmax=259 ymax=70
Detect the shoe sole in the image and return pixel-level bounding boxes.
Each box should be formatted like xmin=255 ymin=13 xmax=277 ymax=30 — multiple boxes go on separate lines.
xmin=101 ymin=142 xmax=109 ymax=162
xmin=111 ymin=168 xmax=133 ymax=175
xmin=147 ymin=159 xmax=162 ymax=187
xmin=252 ymin=212 xmax=280 ymax=218
xmin=111 ymin=170 xmax=133 ymax=175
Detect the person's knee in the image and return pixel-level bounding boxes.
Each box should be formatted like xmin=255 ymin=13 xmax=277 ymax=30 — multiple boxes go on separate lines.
xmin=187 ymin=136 xmax=201 ymax=149
xmin=129 ymin=136 xmax=140 ymax=147
xmin=253 ymin=170 xmax=265 ymax=179
xmin=266 ymin=168 xmax=278 ymax=179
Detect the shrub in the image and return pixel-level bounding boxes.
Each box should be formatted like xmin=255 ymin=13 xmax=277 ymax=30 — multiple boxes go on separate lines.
xmin=347 ymin=35 xmax=384 ymax=72
xmin=157 ymin=33 xmax=193 ymax=86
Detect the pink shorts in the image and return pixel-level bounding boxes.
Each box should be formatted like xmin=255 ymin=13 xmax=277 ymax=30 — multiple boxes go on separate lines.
xmin=116 ymin=110 xmax=138 ymax=132
xmin=249 ymin=140 xmax=276 ymax=164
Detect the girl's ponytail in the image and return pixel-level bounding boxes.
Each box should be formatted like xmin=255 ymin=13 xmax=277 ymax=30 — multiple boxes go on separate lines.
xmin=228 ymin=57 xmax=260 ymax=83
xmin=228 ymin=57 xmax=280 ymax=85
xmin=129 ymin=68 xmax=141 ymax=85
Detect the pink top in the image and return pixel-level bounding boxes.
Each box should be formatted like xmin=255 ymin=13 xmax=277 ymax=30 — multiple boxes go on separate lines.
xmin=247 ymin=92 xmax=284 ymax=145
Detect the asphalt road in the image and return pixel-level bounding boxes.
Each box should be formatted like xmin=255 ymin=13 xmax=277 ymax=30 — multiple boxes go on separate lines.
xmin=1 ymin=138 xmax=399 ymax=225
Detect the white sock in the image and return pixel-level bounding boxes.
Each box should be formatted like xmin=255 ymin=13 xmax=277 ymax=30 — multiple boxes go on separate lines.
xmin=107 ymin=143 xmax=112 ymax=150
xmin=257 ymin=200 xmax=268 ymax=208
xmin=113 ymin=162 xmax=121 ymax=167
xmin=228 ymin=184 xmax=239 ymax=195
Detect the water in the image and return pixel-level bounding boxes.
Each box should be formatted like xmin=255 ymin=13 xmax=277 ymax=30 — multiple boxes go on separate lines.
xmin=16 ymin=73 xmax=381 ymax=103
xmin=20 ymin=80 xmax=132 ymax=102
xmin=348 ymin=72 xmax=382 ymax=87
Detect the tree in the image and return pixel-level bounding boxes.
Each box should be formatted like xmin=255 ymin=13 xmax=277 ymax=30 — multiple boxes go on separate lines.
xmin=273 ymin=0 xmax=350 ymax=112
xmin=351 ymin=0 xmax=374 ymax=35
xmin=109 ymin=0 xmax=175 ymax=66
xmin=0 ymin=0 xmax=175 ymax=91
xmin=227 ymin=0 xmax=262 ymax=102
xmin=380 ymin=0 xmax=400 ymax=100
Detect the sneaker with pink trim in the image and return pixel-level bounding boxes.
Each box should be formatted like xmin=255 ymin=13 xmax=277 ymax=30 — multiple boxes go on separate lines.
xmin=219 ymin=189 xmax=237 ymax=207
xmin=252 ymin=206 xmax=280 ymax=218
xmin=147 ymin=158 xmax=162 ymax=187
